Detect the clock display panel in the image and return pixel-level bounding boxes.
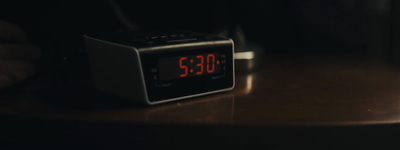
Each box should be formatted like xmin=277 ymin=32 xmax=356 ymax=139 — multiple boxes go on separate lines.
xmin=140 ymin=45 xmax=234 ymax=102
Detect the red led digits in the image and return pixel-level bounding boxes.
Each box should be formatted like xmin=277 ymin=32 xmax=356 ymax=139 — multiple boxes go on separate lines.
xmin=178 ymin=53 xmax=218 ymax=78
xmin=207 ymin=54 xmax=215 ymax=73
xmin=196 ymin=55 xmax=203 ymax=75
xmin=179 ymin=57 xmax=188 ymax=77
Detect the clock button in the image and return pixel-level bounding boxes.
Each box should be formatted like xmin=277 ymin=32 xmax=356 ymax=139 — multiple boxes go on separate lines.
xmin=146 ymin=40 xmax=154 ymax=45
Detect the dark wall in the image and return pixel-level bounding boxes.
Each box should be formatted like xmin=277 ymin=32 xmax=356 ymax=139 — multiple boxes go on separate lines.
xmin=0 ymin=0 xmax=395 ymax=57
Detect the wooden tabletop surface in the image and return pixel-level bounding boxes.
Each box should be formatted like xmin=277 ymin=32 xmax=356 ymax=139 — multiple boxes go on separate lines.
xmin=1 ymin=54 xmax=400 ymax=126
xmin=2 ymin=53 xmax=400 ymax=148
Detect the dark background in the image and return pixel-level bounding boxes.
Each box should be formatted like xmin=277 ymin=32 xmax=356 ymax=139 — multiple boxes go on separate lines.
xmin=1 ymin=0 xmax=398 ymax=60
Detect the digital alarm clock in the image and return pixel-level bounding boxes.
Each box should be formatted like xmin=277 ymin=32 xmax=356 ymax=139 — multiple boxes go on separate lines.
xmin=84 ymin=30 xmax=234 ymax=105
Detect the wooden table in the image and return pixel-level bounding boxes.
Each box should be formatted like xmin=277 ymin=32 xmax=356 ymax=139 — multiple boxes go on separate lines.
xmin=1 ymin=54 xmax=400 ymax=149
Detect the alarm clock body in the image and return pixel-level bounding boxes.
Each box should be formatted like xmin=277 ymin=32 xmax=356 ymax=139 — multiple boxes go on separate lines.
xmin=84 ymin=31 xmax=234 ymax=105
